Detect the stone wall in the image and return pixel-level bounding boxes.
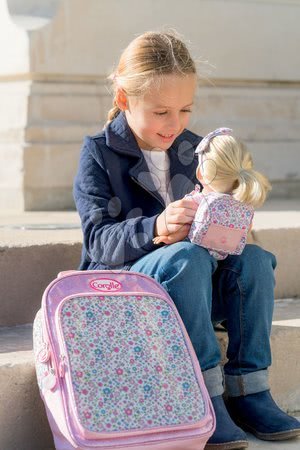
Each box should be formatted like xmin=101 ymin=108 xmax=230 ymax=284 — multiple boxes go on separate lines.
xmin=0 ymin=0 xmax=299 ymax=210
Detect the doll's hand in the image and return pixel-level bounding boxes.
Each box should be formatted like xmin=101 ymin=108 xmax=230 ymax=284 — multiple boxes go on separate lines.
xmin=153 ymin=236 xmax=169 ymax=245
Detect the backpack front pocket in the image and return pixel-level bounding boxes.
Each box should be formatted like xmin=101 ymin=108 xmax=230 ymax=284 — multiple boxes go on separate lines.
xmin=55 ymin=292 xmax=208 ymax=442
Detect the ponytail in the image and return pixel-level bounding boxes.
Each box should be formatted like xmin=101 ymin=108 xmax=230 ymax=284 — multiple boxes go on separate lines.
xmin=203 ymin=134 xmax=272 ymax=208
xmin=105 ymin=100 xmax=121 ymax=127
xmin=232 ymin=168 xmax=271 ymax=208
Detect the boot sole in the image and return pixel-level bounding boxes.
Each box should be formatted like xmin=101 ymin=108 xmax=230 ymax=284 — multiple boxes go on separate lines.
xmin=235 ymin=419 xmax=300 ymax=441
xmin=205 ymin=440 xmax=249 ymax=450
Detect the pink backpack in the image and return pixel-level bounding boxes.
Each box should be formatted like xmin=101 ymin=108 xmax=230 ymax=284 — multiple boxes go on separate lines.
xmin=33 ymin=270 xmax=215 ymax=450
xmin=187 ymin=188 xmax=254 ymax=260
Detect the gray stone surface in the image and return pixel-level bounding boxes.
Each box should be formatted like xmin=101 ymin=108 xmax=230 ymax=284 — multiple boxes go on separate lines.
xmin=0 ymin=242 xmax=82 ymax=326
xmin=0 ymin=298 xmax=299 ymax=449
xmin=1 ymin=0 xmax=300 ymax=209
xmin=247 ymin=433 xmax=300 ymax=449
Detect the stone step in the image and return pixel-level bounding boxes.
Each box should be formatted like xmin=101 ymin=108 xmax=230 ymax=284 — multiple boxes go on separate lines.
xmin=0 ymin=211 xmax=82 ymax=327
xmin=0 ymin=201 xmax=300 ymax=327
xmin=0 ymin=299 xmax=299 ymax=450
xmin=246 ymin=430 xmax=300 ymax=449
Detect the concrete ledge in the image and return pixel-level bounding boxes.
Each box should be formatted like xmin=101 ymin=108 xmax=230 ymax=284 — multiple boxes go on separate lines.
xmin=0 ymin=204 xmax=300 ymax=326
xmin=251 ymin=228 xmax=300 ymax=299
xmin=0 ymin=299 xmax=299 ymax=450
xmin=0 ymin=347 xmax=54 ymax=450
xmin=0 ymin=242 xmax=81 ymax=327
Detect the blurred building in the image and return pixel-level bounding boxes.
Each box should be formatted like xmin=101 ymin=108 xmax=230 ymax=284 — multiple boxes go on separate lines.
xmin=0 ymin=0 xmax=299 ymax=210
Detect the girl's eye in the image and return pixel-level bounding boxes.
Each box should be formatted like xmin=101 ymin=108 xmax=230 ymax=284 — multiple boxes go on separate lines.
xmin=154 ymin=110 xmax=192 ymax=116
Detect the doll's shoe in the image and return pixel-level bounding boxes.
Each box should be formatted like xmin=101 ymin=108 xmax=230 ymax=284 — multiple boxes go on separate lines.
xmin=205 ymin=395 xmax=248 ymax=449
xmin=226 ymin=390 xmax=300 ymax=441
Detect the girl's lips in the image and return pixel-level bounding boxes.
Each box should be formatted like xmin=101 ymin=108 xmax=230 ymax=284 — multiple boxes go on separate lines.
xmin=158 ymin=133 xmax=175 ymax=142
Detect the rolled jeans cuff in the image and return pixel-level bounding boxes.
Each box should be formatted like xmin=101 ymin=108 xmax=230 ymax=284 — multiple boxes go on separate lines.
xmin=225 ymin=369 xmax=270 ymax=397
xmin=202 ymin=365 xmax=224 ymax=398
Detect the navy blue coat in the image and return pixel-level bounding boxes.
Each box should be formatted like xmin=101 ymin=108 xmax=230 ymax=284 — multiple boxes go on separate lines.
xmin=73 ymin=112 xmax=202 ymax=270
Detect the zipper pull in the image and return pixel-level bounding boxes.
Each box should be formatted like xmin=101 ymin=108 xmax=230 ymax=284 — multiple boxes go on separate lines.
xmin=43 ymin=368 xmax=57 ymax=391
xmin=38 ymin=342 xmax=51 ymax=363
xmin=59 ymin=355 xmax=66 ymax=378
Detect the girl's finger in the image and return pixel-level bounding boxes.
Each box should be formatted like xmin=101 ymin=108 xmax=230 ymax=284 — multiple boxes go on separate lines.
xmin=168 ymin=214 xmax=194 ymax=225
xmin=169 ymin=207 xmax=197 ymax=219
xmin=165 ymin=223 xmax=190 ymax=234
xmin=165 ymin=229 xmax=190 ymax=244
xmin=171 ymin=198 xmax=199 ymax=210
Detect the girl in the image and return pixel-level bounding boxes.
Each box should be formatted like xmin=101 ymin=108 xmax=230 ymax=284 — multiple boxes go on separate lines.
xmin=73 ymin=31 xmax=300 ymax=450
xmin=153 ymin=127 xmax=271 ymax=262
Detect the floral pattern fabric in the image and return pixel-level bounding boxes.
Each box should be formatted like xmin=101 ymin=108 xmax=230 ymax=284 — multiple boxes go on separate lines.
xmin=187 ymin=187 xmax=254 ymax=260
xmin=58 ymin=294 xmax=205 ymax=433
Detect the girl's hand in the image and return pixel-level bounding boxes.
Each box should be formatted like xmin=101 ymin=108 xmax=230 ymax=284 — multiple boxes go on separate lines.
xmin=153 ymin=227 xmax=189 ymax=245
xmin=154 ymin=198 xmax=198 ymax=239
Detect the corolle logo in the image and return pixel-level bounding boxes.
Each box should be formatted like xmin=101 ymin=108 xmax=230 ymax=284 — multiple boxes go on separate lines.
xmin=89 ymin=278 xmax=122 ymax=292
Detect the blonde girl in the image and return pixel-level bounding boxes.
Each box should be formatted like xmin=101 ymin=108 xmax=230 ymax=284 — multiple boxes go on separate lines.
xmin=73 ymin=31 xmax=300 ymax=450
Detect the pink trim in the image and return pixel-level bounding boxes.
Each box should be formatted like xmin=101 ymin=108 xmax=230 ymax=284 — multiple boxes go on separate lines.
xmin=57 ymin=270 xmax=79 ymax=278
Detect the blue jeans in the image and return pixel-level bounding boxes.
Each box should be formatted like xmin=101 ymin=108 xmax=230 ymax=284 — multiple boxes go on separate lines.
xmin=130 ymin=242 xmax=277 ymax=398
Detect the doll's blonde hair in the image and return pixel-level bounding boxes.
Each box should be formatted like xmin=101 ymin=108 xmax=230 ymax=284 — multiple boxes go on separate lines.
xmin=106 ymin=30 xmax=196 ymax=125
xmin=198 ymin=135 xmax=271 ymax=208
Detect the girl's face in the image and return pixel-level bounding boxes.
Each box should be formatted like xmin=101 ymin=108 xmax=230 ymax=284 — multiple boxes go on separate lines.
xmin=123 ymin=74 xmax=197 ymax=151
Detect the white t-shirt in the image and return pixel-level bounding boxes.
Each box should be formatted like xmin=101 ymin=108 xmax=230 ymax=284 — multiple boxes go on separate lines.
xmin=140 ymin=148 xmax=173 ymax=206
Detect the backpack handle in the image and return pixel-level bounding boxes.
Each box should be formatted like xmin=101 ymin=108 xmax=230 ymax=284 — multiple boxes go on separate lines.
xmin=57 ymin=270 xmax=78 ymax=278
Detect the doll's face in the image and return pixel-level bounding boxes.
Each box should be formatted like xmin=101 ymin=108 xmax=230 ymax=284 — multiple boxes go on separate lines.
xmin=118 ymin=73 xmax=197 ymax=151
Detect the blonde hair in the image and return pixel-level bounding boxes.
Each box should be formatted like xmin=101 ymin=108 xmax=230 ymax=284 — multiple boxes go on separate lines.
xmin=106 ymin=30 xmax=196 ymax=126
xmin=198 ymin=135 xmax=271 ymax=208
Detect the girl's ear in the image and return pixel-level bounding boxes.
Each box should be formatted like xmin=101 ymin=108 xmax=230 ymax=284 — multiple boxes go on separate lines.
xmin=115 ymin=88 xmax=128 ymax=111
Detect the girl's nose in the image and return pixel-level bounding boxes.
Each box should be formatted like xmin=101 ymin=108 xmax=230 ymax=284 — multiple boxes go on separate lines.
xmin=166 ymin=113 xmax=180 ymax=131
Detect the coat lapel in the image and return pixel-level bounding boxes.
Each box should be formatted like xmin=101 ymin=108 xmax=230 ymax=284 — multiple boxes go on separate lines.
xmin=105 ymin=112 xmax=201 ymax=203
